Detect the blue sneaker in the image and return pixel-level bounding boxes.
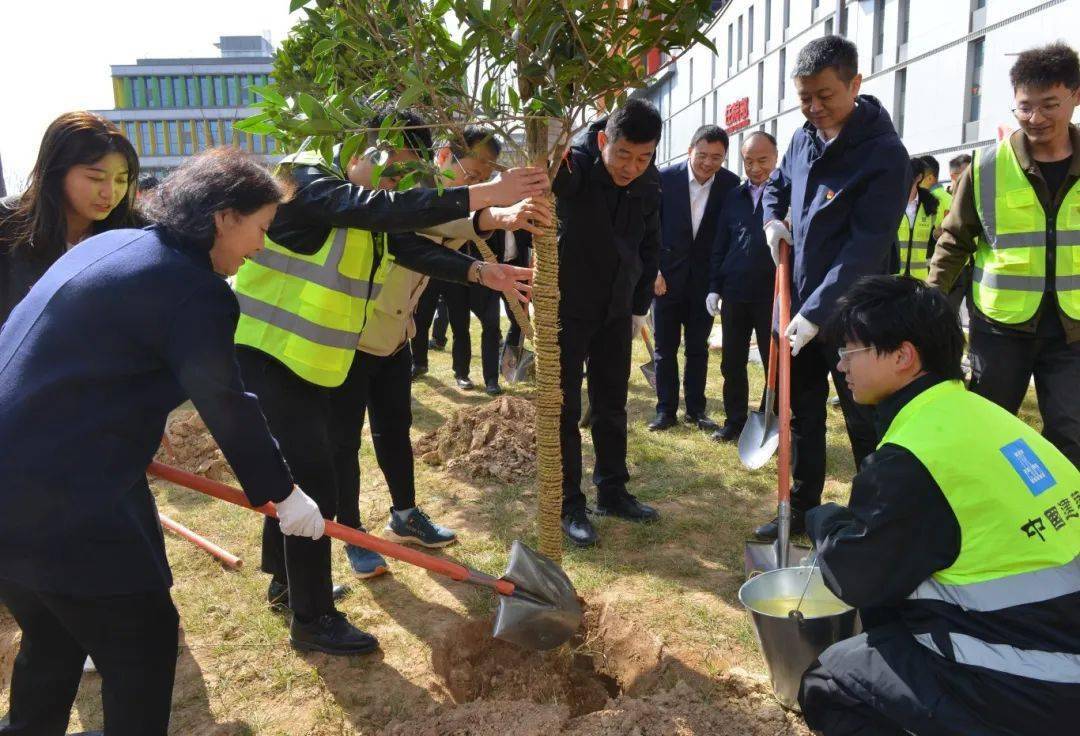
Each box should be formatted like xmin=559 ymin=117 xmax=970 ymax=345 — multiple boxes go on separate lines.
xmin=345 ymin=544 xmax=389 ymax=579
xmin=384 ymin=507 xmax=457 ymax=548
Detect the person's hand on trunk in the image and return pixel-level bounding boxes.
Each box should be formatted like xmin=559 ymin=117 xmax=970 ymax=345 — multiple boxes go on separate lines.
xmin=479 ymin=197 xmax=553 ymax=236
xmin=475 ymin=262 xmax=534 ymax=303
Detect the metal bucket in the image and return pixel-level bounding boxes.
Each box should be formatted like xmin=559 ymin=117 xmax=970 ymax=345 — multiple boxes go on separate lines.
xmin=738 ymin=566 xmax=860 ymax=711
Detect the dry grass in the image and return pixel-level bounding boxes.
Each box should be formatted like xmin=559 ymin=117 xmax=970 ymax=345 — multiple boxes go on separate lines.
xmin=1 ymin=322 xmax=1041 ymax=734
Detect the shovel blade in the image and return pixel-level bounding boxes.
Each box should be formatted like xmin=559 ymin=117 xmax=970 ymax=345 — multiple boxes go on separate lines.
xmin=738 ymin=410 xmax=780 ymax=469
xmin=743 ymin=539 xmax=814 ymax=579
xmin=493 ymin=541 xmax=582 ymax=651
xmin=511 ymin=348 xmax=535 ymax=383
xmin=500 ymin=343 xmax=535 ymax=384
xmin=639 ymin=361 xmax=656 ymax=390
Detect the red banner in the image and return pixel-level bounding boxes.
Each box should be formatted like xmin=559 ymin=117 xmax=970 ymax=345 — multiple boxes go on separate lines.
xmin=725 ymin=97 xmax=751 ymax=133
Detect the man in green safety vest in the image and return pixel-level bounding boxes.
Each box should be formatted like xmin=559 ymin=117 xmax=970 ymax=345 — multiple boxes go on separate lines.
xmin=930 ymin=42 xmax=1080 ymax=468
xmin=799 ymin=275 xmax=1080 ymax=735
xmin=895 ymin=157 xmax=942 ymax=282
xmin=918 ymin=154 xmax=952 ymax=228
xmin=234 ymin=104 xmax=547 ymax=656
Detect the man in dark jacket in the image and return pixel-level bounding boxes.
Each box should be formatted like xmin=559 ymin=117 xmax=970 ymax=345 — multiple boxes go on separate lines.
xmin=707 ymin=131 xmax=779 ymax=441
xmin=757 ymin=35 xmax=910 ymax=539
xmin=799 ymin=276 xmax=1080 ymax=735
xmin=649 ymin=125 xmax=739 ymax=432
xmin=555 ymin=99 xmax=663 ymax=548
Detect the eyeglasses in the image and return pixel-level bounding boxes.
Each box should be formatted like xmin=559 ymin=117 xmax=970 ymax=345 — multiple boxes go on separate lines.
xmin=837 ymin=345 xmax=873 ymax=364
xmin=1011 ymin=102 xmax=1065 ymax=121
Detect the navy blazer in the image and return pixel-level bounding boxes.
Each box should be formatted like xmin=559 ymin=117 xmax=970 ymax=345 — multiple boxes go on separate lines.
xmin=0 ymin=227 xmax=293 ymax=596
xmin=658 ymin=160 xmax=740 ymax=301
xmin=762 ymin=95 xmax=910 ymax=326
xmin=709 ymin=181 xmax=777 ymax=303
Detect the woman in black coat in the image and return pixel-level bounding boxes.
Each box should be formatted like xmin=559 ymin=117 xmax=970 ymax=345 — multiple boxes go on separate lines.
xmin=0 ymin=149 xmax=326 ymax=736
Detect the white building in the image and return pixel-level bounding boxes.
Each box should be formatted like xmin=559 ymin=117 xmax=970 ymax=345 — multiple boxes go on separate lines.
xmin=642 ymin=0 xmax=1079 ymax=177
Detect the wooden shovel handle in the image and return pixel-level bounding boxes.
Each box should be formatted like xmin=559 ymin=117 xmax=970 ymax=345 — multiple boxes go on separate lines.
xmin=146 ymin=461 xmax=515 ymax=596
xmin=158 ymin=512 xmax=242 ymax=569
xmin=776 ymin=241 xmax=793 ymax=505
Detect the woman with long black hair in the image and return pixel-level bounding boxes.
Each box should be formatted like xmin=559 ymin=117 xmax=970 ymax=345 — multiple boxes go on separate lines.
xmin=0 ymin=111 xmax=141 ymax=325
xmin=0 ymin=149 xmax=327 ymax=736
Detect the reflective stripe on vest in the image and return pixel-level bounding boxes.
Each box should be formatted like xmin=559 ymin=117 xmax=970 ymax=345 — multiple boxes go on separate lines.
xmin=896 ymin=202 xmax=937 ymax=281
xmin=972 ymin=138 xmax=1080 ymax=322
xmin=914 ymin=633 xmax=1080 ymax=685
xmin=880 ymin=381 xmax=1080 ymax=683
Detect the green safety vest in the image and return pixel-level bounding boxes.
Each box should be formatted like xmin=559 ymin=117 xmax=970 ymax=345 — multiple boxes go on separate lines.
xmin=896 ymin=200 xmax=939 ymax=281
xmin=972 ymin=137 xmax=1080 ymax=324
xmin=233 ymin=150 xmax=392 ymax=387
xmin=929 ymin=184 xmax=952 ymax=217
xmin=880 ymin=380 xmax=1080 ymax=682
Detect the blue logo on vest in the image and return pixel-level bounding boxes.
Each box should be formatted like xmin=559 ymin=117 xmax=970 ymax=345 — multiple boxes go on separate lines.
xmin=1000 ymin=439 xmax=1056 ymax=496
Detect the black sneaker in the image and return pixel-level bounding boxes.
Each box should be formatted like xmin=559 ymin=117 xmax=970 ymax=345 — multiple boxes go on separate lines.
xmin=647 ymin=412 xmax=677 ymax=431
xmin=267 ymin=580 xmax=350 ymax=613
xmin=384 ymin=507 xmax=457 ymax=548
xmin=595 ymin=493 xmax=660 ymax=523
xmin=562 ymin=507 xmax=598 ymax=548
xmin=485 ymin=381 xmax=503 ymax=396
xmin=290 ymin=610 xmax=379 ymax=656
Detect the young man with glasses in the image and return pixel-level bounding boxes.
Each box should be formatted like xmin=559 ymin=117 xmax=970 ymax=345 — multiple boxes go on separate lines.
xmin=929 ymin=42 xmax=1080 ymax=467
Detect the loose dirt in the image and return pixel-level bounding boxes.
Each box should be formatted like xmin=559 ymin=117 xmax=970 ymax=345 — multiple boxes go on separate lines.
xmin=415 ymin=396 xmax=536 ymax=483
xmin=385 ymin=601 xmax=810 ymax=736
xmin=154 ymin=409 xmax=236 ymax=483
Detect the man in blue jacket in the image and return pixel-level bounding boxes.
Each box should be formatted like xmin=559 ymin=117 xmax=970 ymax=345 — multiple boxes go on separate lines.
xmin=707 ymin=131 xmax=779 ymax=441
xmin=649 ymin=125 xmax=740 ymax=432
xmin=757 ymin=35 xmax=910 ymax=539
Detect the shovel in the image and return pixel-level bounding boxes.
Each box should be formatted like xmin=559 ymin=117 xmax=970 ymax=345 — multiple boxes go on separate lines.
xmin=500 ymin=335 xmax=535 ymax=384
xmin=738 ymin=267 xmax=782 ymax=470
xmin=147 ymin=461 xmax=582 ymax=651
xmin=639 ymin=325 xmax=657 ymax=390
xmin=743 ymin=241 xmax=809 ymax=577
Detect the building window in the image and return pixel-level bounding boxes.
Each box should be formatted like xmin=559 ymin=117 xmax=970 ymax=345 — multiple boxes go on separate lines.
xmin=266 ymin=137 xmax=277 ymax=153
xmin=711 ymin=39 xmax=717 ymax=86
xmin=727 ymin=24 xmax=733 ymax=72
xmin=122 ymin=78 xmax=134 ymax=109
xmin=123 ymin=122 xmax=136 ymax=142
xmin=147 ymin=78 xmax=160 ymax=109
xmin=186 ymin=77 xmax=198 ymax=107
xmin=223 ymin=120 xmax=235 ymax=147
xmin=161 ymin=78 xmax=173 ymax=107
xmin=701 ymin=98 xmax=707 ymax=125
xmin=778 ymin=47 xmax=787 ymax=104
xmin=252 ymin=133 xmax=264 ymax=154
xmin=898 ymin=0 xmax=911 ymax=47
xmin=811 ymin=0 xmax=820 ymax=12
xmin=139 ymin=122 xmax=150 ymax=156
xmin=154 ymin=122 xmax=166 ymax=154
xmin=181 ymin=121 xmax=194 ymax=154
xmin=737 ymin=15 xmax=744 ymax=63
xmin=748 ymin=6 xmax=755 ymax=55
xmin=213 ymin=77 xmax=225 ymax=106
xmin=825 ymin=17 xmax=833 ymax=36
xmin=894 ymin=68 xmax=907 ymax=137
xmin=196 ymin=121 xmax=207 ymax=151
xmin=765 ymin=0 xmax=772 ymax=43
xmin=208 ymin=120 xmax=219 ymax=147
xmin=133 ymin=78 xmax=146 ymax=108
xmin=240 ymin=75 xmax=251 ymax=105
xmin=167 ymin=121 xmax=179 ymax=154
xmin=201 ymin=77 xmax=213 ymax=106
xmin=757 ymin=61 xmax=765 ymax=110
xmin=713 ymin=90 xmax=718 ymax=124
xmin=689 ymin=58 xmax=695 ymax=102
xmin=966 ymin=37 xmax=985 ymax=126
xmin=782 ymin=0 xmax=790 ymax=35
xmin=872 ymin=0 xmax=886 ymax=72
xmin=227 ymin=76 xmax=239 ymax=106
xmin=838 ymin=0 xmax=848 ymax=36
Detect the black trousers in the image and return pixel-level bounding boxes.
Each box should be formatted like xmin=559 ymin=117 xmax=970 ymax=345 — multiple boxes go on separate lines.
xmin=559 ymin=315 xmax=633 ymax=513
xmin=469 ymin=285 xmax=503 ymax=385
xmin=431 ymin=295 xmax=449 ymax=344
xmin=411 ymin=280 xmax=471 ymax=376
xmin=652 ymin=293 xmax=714 ymax=416
xmin=0 ymin=579 xmax=178 ymax=736
xmin=800 ymin=622 xmax=1079 ymax=735
xmin=790 ymin=340 xmax=877 ymax=514
xmin=336 ymin=347 xmax=417 ymax=529
xmin=719 ymin=298 xmax=772 ymax=428
xmin=969 ymin=327 xmax=1080 ymax=467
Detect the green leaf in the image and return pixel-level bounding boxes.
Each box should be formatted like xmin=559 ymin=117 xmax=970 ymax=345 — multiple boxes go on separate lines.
xmin=297 ymin=93 xmax=327 ymax=120
xmin=289 ymin=0 xmax=310 ymax=11
xmin=251 ymin=85 xmax=286 ymax=108
xmin=235 ymin=111 xmax=276 ymax=135
xmin=339 ymin=133 xmax=367 ymax=168
xmin=312 ymin=38 xmax=339 ymax=56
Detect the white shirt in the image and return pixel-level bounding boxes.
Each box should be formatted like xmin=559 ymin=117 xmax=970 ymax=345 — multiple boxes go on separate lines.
xmin=748 ymin=180 xmax=767 ymax=210
xmin=503 ymin=230 xmax=517 ymax=262
xmin=688 ymin=163 xmax=715 ymax=239
xmin=905 ymin=197 xmax=919 ymax=227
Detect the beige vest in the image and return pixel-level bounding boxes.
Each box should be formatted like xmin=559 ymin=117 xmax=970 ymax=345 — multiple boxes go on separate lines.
xmin=355 ymin=216 xmax=484 ymax=356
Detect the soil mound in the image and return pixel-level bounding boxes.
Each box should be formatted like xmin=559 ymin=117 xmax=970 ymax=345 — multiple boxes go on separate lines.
xmin=155 ymin=410 xmax=236 ymax=483
xmin=415 ymin=396 xmax=536 ymax=483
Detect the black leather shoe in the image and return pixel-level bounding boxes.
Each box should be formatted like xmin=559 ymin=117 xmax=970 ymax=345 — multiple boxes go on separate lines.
xmin=290 ymin=611 xmax=379 ymax=655
xmin=485 ymin=381 xmax=503 ymax=396
xmin=455 ymin=375 xmax=475 ymax=390
xmin=428 ymin=338 xmax=445 ymax=351
xmin=267 ymin=580 xmax=350 ymax=613
xmin=647 ymin=412 xmax=677 ymax=431
xmin=595 ymin=493 xmax=660 ymax=523
xmin=710 ymin=422 xmax=744 ymax=443
xmin=410 ymin=364 xmax=428 ymax=381
xmin=753 ymin=513 xmax=807 ymax=540
xmin=684 ymin=413 xmax=719 ymax=432
xmin=561 ymin=508 xmax=598 ymax=548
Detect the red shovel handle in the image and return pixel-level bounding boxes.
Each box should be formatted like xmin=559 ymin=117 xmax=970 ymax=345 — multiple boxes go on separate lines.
xmin=776 ymin=241 xmax=793 ymax=505
xmin=146 ymin=461 xmax=515 ymax=596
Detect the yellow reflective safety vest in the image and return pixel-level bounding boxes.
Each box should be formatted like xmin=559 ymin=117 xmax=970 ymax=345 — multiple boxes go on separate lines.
xmin=972 ymin=136 xmax=1080 ymax=324
xmin=880 ymin=380 xmax=1080 ymax=683
xmin=233 ymin=150 xmax=391 ymax=387
xmin=896 ymin=195 xmax=940 ymax=281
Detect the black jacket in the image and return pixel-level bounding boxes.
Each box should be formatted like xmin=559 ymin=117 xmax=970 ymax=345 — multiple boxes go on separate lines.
xmin=1 ymin=197 xmax=61 ymax=326
xmin=553 ymin=119 xmax=662 ymax=321
xmin=658 ymin=160 xmax=739 ymax=302
xmin=0 ymin=227 xmax=293 ymax=596
xmin=269 ymin=155 xmax=481 ymax=283
xmin=709 ymin=180 xmax=777 ymax=303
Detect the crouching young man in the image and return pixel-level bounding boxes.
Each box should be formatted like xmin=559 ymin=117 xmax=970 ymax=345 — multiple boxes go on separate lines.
xmin=799 ymin=275 xmax=1080 ymax=734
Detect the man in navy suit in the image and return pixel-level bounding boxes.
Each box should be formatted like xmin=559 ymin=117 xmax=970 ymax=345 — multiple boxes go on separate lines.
xmin=649 ymin=125 xmax=740 ymax=431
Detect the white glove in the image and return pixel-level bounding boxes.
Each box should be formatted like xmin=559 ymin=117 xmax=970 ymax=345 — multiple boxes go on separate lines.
xmin=784 ymin=313 xmax=819 ymax=358
xmin=632 ymin=313 xmax=648 ymax=339
xmin=276 ymin=486 xmax=325 ymax=540
xmin=763 ymin=220 xmax=793 ymax=266
xmin=705 ymin=292 xmax=722 ymax=317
